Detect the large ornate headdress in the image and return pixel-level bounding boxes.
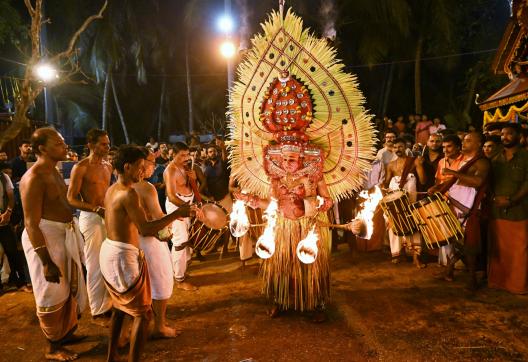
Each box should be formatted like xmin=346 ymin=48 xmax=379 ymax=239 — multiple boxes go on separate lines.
xmin=228 ymin=7 xmax=377 ymax=201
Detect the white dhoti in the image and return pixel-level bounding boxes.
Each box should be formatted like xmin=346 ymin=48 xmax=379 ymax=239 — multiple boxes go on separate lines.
xmin=388 ymin=174 xmax=422 ymax=256
xmin=22 ymin=218 xmax=87 ymax=341
xmin=100 ymin=239 xmax=152 ymax=316
xmin=166 ymin=193 xmax=194 ymax=282
xmin=79 ymin=211 xmax=112 ymax=316
xmin=139 ymin=235 xmax=173 ymax=300
xmin=0 ymin=243 xmax=11 ymax=284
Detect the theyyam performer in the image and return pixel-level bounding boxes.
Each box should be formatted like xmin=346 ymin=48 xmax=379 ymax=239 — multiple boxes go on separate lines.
xmin=229 ymin=5 xmax=376 ymax=321
xmin=20 ymin=127 xmax=87 ymax=361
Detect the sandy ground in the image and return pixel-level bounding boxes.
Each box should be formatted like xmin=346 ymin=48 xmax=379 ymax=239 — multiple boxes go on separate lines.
xmin=0 ymin=245 xmax=527 ymax=362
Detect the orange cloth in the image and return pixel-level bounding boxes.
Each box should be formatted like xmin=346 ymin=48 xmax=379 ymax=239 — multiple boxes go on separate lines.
xmin=103 ymin=252 xmax=152 ymax=317
xmin=435 ymin=154 xmax=465 ymax=184
xmin=488 ymin=219 xmax=528 ymax=294
xmin=37 ymin=294 xmax=78 ymax=342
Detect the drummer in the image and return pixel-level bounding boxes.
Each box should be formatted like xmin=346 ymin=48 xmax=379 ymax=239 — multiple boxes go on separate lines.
xmin=428 ymin=134 xmax=465 ymax=267
xmin=384 ymin=138 xmax=427 ymax=268
xmin=164 ymin=142 xmax=198 ymax=291
xmin=430 ymin=132 xmax=489 ymax=289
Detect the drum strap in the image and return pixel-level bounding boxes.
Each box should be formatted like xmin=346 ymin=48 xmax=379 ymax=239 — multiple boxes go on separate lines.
xmin=447 ymin=196 xmax=471 ymax=217
xmin=399 ymin=157 xmax=416 ymax=189
xmin=173 ymin=241 xmax=193 ymax=251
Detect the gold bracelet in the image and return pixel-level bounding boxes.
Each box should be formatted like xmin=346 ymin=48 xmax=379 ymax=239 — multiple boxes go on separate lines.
xmin=33 ymin=245 xmax=47 ymax=252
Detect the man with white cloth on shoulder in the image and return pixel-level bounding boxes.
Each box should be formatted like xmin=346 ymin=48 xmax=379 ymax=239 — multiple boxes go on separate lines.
xmin=164 ymin=142 xmax=198 ymax=291
xmin=384 ymin=137 xmax=427 ymax=268
xmin=133 ymin=148 xmax=179 ymax=338
xmin=100 ymin=145 xmax=193 ymax=362
xmin=67 ymin=128 xmax=113 ymax=320
xmin=20 ymin=128 xmax=87 ymax=362
xmin=436 ymin=132 xmax=490 ymax=289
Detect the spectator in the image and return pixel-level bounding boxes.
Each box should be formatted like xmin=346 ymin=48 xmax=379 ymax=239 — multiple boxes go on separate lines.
xmin=0 ymin=162 xmax=31 ymax=292
xmin=418 ymin=133 xmax=444 ymax=195
xmin=429 ymin=118 xmax=446 ymax=135
xmin=488 ymin=123 xmax=528 ymax=294
xmin=9 ymin=139 xmax=34 ymax=183
xmin=156 ymin=143 xmax=170 ymax=165
xmin=394 ymin=115 xmax=406 ymax=136
xmin=376 ymin=131 xmax=397 ymax=167
xmin=0 ymin=151 xmax=7 ymax=162
xmin=415 ymin=114 xmax=433 ymax=146
xmin=146 ymin=136 xmax=159 ymax=150
xmin=483 ymin=135 xmax=502 ymax=159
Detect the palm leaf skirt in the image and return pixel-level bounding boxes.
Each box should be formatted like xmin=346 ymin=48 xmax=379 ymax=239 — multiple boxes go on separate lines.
xmin=260 ymin=214 xmax=331 ymax=312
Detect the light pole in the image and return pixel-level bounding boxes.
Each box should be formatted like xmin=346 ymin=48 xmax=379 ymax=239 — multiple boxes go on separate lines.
xmin=218 ymin=1 xmax=235 ymax=92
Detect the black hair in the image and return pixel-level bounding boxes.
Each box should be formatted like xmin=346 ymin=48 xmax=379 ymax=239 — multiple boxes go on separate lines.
xmin=442 ymin=134 xmax=462 ymax=148
xmin=113 ymin=145 xmax=147 ymax=174
xmin=86 ymin=129 xmax=108 ymax=144
xmin=18 ymin=139 xmax=30 ymax=147
xmin=502 ymin=122 xmax=522 ymax=134
xmin=393 ymin=137 xmax=406 ymax=145
xmin=172 ymin=142 xmax=189 ymax=155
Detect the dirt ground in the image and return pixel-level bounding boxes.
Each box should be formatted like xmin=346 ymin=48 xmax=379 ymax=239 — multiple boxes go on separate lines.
xmin=1 ymin=244 xmax=527 ymax=362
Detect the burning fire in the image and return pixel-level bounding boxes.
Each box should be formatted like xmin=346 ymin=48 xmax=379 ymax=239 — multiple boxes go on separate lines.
xmin=355 ymin=186 xmax=383 ymax=239
xmin=296 ymin=225 xmax=319 ymax=264
xmin=255 ymin=199 xmax=279 ymax=259
xmin=229 ymin=199 xmax=250 ymax=237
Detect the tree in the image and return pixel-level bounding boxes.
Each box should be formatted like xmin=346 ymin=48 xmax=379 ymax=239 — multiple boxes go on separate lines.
xmin=0 ymin=0 xmax=107 ymax=149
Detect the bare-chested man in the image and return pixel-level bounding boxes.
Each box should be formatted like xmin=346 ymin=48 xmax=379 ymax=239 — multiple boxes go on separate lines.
xmin=164 ymin=142 xmax=198 ymax=291
xmin=100 ymin=145 xmax=191 ymax=362
xmin=21 ymin=128 xmax=88 ymax=361
xmin=67 ymin=129 xmax=112 ymax=318
xmin=434 ymin=132 xmax=490 ymax=289
xmin=133 ymin=149 xmax=178 ymax=338
xmin=384 ymin=137 xmax=426 ymax=268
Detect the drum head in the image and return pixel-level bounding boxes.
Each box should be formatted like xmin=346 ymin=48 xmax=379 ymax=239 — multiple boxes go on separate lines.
xmin=200 ymin=203 xmax=228 ymax=229
xmin=382 ymin=190 xmax=405 ymax=203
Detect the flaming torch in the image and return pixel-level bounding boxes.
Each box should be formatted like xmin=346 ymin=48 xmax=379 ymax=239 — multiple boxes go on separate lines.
xmin=354 ymin=186 xmax=383 ymax=239
xmin=255 ymin=198 xmax=279 ymax=259
xmin=296 ymin=225 xmax=319 ymax=264
xmin=229 ymin=199 xmax=250 ymax=237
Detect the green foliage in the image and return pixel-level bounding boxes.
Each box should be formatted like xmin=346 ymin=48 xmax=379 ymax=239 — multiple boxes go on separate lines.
xmin=0 ymin=0 xmax=25 ymax=46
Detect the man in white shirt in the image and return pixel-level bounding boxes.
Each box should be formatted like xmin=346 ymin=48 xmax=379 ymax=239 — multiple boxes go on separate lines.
xmin=376 ymin=131 xmax=397 ymax=167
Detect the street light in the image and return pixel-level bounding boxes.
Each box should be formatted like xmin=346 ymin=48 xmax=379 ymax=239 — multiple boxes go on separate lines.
xmin=217 ymin=14 xmax=234 ymax=34
xmin=33 ymin=63 xmax=59 ymax=83
xmin=220 ymin=40 xmax=236 ymax=59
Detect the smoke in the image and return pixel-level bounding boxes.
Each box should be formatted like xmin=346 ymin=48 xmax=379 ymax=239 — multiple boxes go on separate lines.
xmin=319 ymin=0 xmax=337 ymax=41
xmin=236 ymin=0 xmax=252 ymax=52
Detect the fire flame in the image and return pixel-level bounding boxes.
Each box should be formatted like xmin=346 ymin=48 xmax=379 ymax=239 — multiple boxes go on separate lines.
xmin=255 ymin=199 xmax=279 ymax=259
xmin=355 ymin=186 xmax=383 ymax=239
xmin=229 ymin=199 xmax=250 ymax=237
xmin=296 ymin=225 xmax=319 ymax=264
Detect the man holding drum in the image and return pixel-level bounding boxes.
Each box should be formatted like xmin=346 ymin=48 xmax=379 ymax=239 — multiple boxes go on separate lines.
xmin=438 ymin=132 xmax=490 ymax=289
xmin=164 ymin=142 xmax=199 ymax=291
xmin=384 ymin=138 xmax=427 ymax=268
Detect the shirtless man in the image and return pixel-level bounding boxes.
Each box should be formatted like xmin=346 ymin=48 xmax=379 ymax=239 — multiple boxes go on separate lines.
xmin=133 ymin=149 xmax=178 ymax=338
xmin=21 ymin=128 xmax=87 ymax=361
xmin=100 ymin=145 xmax=191 ymax=362
xmin=384 ymin=137 xmax=426 ymax=268
xmin=435 ymin=132 xmax=490 ymax=289
xmin=164 ymin=142 xmax=198 ymax=291
xmin=67 ymin=129 xmax=113 ymax=318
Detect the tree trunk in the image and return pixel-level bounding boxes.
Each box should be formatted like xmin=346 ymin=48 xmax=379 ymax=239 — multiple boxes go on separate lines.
xmin=185 ymin=39 xmax=193 ymax=132
xmin=381 ymin=63 xmax=395 ymax=117
xmin=414 ymin=36 xmax=423 ymax=114
xmin=102 ymin=63 xmax=112 ymax=131
xmin=110 ymin=74 xmax=129 ymax=144
xmin=158 ymin=74 xmax=166 ymax=141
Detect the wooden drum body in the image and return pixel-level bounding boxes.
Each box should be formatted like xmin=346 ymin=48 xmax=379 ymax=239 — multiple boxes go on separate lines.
xmin=410 ymin=193 xmax=463 ymax=249
xmin=380 ymin=190 xmax=418 ymax=236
